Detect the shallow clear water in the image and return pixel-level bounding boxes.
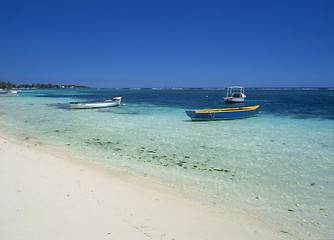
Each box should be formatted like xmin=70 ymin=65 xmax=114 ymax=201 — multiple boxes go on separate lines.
xmin=1 ymin=88 xmax=333 ymax=239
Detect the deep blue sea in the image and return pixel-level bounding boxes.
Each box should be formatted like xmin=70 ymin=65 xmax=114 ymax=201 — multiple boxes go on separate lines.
xmin=1 ymin=88 xmax=333 ymax=239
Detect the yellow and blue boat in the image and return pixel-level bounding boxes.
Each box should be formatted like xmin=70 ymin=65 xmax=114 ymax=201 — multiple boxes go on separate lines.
xmin=186 ymin=105 xmax=259 ymax=121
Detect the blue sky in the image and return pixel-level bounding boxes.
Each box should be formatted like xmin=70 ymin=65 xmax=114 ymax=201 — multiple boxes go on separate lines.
xmin=0 ymin=0 xmax=333 ymax=88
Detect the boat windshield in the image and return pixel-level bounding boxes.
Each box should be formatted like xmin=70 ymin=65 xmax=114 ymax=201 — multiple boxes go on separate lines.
xmin=232 ymin=93 xmax=243 ymax=97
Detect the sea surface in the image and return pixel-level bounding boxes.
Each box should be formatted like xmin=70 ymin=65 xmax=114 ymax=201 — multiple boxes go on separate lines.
xmin=1 ymin=88 xmax=333 ymax=239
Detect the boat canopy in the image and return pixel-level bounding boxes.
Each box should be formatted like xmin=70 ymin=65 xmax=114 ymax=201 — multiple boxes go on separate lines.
xmin=226 ymin=86 xmax=245 ymax=97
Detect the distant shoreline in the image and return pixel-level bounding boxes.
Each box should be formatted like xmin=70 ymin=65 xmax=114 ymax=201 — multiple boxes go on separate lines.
xmin=1 ymin=83 xmax=332 ymax=91
xmin=79 ymin=87 xmax=333 ymax=90
xmin=0 ymin=81 xmax=90 ymax=89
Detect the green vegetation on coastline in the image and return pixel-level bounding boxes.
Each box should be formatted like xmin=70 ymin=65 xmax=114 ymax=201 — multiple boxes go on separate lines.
xmin=0 ymin=81 xmax=89 ymax=89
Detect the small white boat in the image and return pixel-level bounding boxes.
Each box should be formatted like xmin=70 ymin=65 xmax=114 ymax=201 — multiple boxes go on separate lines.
xmin=0 ymin=90 xmax=19 ymax=97
xmin=223 ymin=86 xmax=246 ymax=103
xmin=70 ymin=96 xmax=122 ymax=109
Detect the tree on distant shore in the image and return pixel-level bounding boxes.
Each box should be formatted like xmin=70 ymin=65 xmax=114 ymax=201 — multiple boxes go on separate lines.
xmin=0 ymin=81 xmax=16 ymax=89
xmin=0 ymin=81 xmax=88 ymax=89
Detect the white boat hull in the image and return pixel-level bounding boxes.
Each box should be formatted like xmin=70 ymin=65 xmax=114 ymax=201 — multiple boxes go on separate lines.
xmin=223 ymin=97 xmax=245 ymax=103
xmin=0 ymin=91 xmax=19 ymax=97
xmin=70 ymin=97 xmax=122 ymax=109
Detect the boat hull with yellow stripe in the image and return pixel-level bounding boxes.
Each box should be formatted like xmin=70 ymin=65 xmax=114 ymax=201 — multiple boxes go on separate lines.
xmin=186 ymin=105 xmax=259 ymax=121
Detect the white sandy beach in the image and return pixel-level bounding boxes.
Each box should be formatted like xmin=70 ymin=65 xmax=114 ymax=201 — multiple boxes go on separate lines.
xmin=0 ymin=135 xmax=278 ymax=240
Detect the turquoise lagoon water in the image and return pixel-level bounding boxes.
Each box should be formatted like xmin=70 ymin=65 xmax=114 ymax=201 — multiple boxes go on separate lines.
xmin=0 ymin=88 xmax=333 ymax=239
